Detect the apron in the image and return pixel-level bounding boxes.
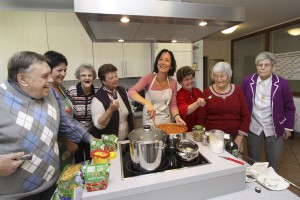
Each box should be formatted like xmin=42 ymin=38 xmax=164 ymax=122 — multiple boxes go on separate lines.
xmin=143 ymin=75 xmax=172 ymax=126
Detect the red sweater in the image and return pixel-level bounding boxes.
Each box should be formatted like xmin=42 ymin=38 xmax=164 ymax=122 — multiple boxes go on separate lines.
xmin=177 ymin=87 xmax=203 ymax=131
xmin=198 ymin=84 xmax=250 ymax=136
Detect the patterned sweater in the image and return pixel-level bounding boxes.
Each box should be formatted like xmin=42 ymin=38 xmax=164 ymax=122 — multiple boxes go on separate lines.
xmin=67 ymin=83 xmax=99 ymax=130
xmin=0 ymin=81 xmax=91 ymax=200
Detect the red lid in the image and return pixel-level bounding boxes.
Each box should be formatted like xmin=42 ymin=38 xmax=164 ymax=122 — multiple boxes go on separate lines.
xmin=91 ymin=149 xmax=110 ymax=159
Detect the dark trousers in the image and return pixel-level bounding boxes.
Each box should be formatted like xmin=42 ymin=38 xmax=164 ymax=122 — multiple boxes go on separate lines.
xmin=247 ymin=131 xmax=283 ymax=173
xmin=75 ymin=141 xmax=91 ymax=163
xmin=20 ymin=183 xmax=56 ymax=200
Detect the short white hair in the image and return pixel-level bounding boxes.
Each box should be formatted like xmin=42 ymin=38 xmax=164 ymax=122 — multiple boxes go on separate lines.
xmin=255 ymin=52 xmax=277 ymax=66
xmin=211 ymin=62 xmax=233 ymax=79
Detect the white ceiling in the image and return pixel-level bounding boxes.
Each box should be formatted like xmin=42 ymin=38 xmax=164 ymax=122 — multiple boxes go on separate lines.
xmin=0 ymin=0 xmax=299 ymax=41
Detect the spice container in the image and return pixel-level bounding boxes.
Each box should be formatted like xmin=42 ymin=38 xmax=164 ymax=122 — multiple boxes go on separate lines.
xmin=193 ymin=125 xmax=204 ymax=142
xmin=91 ymin=149 xmax=110 ymax=164
xmin=202 ymin=134 xmax=208 ymax=146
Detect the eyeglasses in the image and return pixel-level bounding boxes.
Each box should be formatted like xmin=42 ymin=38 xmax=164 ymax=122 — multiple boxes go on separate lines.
xmin=257 ymin=63 xmax=272 ymax=68
xmin=213 ymin=75 xmax=227 ymax=80
xmin=80 ymin=74 xmax=93 ymax=78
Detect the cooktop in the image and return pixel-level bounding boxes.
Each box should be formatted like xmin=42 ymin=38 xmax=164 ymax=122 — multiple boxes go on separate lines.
xmin=120 ymin=142 xmax=210 ymax=179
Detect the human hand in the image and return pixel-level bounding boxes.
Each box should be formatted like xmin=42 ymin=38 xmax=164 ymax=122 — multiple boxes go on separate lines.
xmin=234 ymin=135 xmax=244 ymax=151
xmin=175 ymin=115 xmax=186 ymax=125
xmin=0 ymin=152 xmax=24 ymax=176
xmin=59 ymin=137 xmax=78 ymax=154
xmin=145 ymin=103 xmax=156 ymax=119
xmin=197 ymin=98 xmax=206 ymax=107
xmin=110 ymin=99 xmax=120 ymax=111
xmin=283 ymin=130 xmax=291 ymax=140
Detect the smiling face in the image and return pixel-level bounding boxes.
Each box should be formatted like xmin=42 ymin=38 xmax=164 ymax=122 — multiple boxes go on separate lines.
xmin=256 ymin=58 xmax=274 ymax=80
xmin=20 ymin=61 xmax=53 ymax=99
xmin=157 ymin=52 xmax=171 ymax=74
xmin=180 ymin=74 xmax=195 ymax=91
xmin=51 ymin=63 xmax=67 ymax=84
xmin=79 ymin=68 xmax=94 ymax=89
xmin=103 ymin=71 xmax=119 ymax=91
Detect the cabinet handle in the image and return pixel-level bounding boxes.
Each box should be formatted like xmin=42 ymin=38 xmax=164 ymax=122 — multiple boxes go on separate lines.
xmin=121 ymin=60 xmax=124 ymax=77
xmin=125 ymin=60 xmax=127 ymax=77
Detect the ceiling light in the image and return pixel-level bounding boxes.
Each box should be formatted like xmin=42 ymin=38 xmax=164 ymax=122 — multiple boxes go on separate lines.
xmin=120 ymin=17 xmax=130 ymax=23
xmin=287 ymin=28 xmax=300 ymax=36
xmin=221 ymin=25 xmax=238 ymax=34
xmin=171 ymin=40 xmax=177 ymax=43
xmin=199 ymin=21 xmax=207 ymax=26
xmin=118 ymin=39 xmax=124 ymax=42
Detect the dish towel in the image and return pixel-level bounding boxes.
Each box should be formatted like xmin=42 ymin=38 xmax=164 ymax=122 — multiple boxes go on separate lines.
xmin=246 ymin=162 xmax=290 ymax=190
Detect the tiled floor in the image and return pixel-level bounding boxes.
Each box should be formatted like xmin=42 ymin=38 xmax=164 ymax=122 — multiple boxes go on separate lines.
xmin=242 ymin=133 xmax=300 ymax=197
xmin=279 ymin=134 xmax=300 ymax=196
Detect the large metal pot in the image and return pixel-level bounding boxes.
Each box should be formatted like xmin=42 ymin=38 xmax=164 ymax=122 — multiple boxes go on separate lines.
xmin=128 ymin=125 xmax=167 ymax=171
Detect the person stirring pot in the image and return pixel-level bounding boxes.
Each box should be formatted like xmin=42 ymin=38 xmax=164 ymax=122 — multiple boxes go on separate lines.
xmin=128 ymin=49 xmax=185 ymax=126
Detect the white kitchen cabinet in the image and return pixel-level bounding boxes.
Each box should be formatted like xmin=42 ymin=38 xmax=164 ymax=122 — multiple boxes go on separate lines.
xmin=93 ymin=42 xmax=123 ymax=77
xmin=0 ymin=11 xmax=48 ymax=82
xmin=123 ymin=43 xmax=151 ymax=77
xmin=93 ymin=42 xmax=151 ymax=78
xmin=46 ymin=12 xmax=93 ymax=80
xmin=154 ymin=43 xmax=193 ymax=89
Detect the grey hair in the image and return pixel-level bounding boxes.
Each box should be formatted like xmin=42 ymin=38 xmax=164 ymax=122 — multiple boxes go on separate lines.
xmin=255 ymin=52 xmax=277 ymax=66
xmin=210 ymin=62 xmax=233 ymax=79
xmin=7 ymin=51 xmax=47 ymax=83
xmin=75 ymin=63 xmax=97 ymax=80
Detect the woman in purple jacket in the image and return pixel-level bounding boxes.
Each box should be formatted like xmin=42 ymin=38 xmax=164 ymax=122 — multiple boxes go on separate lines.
xmin=241 ymin=52 xmax=296 ymax=172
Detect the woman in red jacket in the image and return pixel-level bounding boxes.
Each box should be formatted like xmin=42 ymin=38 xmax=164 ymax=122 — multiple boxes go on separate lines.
xmin=176 ymin=66 xmax=206 ymax=131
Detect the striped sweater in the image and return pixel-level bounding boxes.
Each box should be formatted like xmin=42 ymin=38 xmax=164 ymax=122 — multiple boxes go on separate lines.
xmin=67 ymin=83 xmax=99 ymax=131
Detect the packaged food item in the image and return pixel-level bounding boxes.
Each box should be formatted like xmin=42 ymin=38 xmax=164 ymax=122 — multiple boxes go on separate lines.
xmin=57 ymin=163 xmax=84 ymax=200
xmin=90 ymin=149 xmax=110 ymax=164
xmin=82 ymin=163 xmax=110 ymax=192
xmin=101 ymin=134 xmax=118 ymax=152
xmin=90 ymin=138 xmax=105 ymax=154
xmin=109 ymin=151 xmax=117 ymax=160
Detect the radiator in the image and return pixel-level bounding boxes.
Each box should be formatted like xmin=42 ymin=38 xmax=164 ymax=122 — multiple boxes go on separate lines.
xmin=294 ymin=98 xmax=300 ymax=133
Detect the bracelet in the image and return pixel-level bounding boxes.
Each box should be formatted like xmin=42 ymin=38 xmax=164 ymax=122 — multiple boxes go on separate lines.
xmin=174 ymin=114 xmax=180 ymax=118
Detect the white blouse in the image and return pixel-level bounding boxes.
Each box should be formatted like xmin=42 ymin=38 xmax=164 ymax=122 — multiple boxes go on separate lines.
xmin=91 ymin=91 xmax=129 ymax=140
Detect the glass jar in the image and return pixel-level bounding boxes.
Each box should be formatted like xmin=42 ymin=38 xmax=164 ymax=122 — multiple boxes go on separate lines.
xmin=193 ymin=125 xmax=204 ymax=142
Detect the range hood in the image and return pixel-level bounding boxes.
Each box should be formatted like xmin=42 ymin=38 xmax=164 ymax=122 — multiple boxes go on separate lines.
xmin=74 ymin=0 xmax=245 ymax=43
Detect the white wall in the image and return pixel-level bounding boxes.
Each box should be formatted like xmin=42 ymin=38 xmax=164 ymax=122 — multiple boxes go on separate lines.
xmin=203 ymin=40 xmax=231 ymax=63
xmin=193 ymin=40 xmax=204 ymax=90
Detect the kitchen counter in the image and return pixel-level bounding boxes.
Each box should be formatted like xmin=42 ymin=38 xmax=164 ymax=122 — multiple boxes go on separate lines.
xmin=82 ymin=133 xmax=299 ymax=200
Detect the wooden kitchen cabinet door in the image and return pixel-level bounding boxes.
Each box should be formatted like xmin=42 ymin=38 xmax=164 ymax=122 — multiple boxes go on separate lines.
xmin=122 ymin=43 xmax=151 ymax=77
